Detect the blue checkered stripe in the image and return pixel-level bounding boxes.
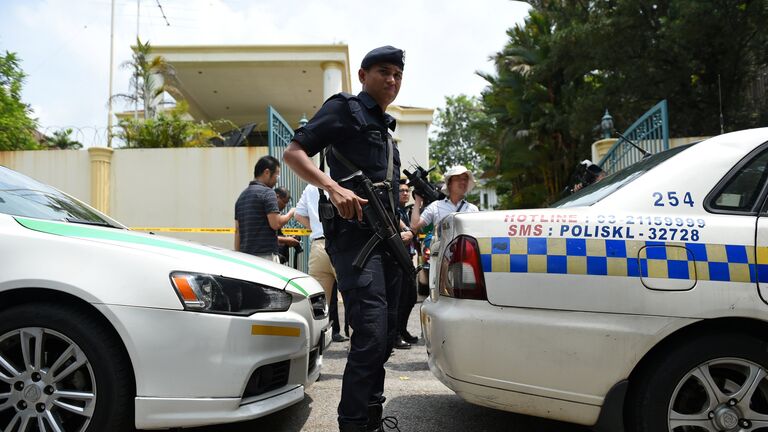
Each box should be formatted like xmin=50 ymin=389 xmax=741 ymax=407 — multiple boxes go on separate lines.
xmin=477 ymin=237 xmax=757 ymax=283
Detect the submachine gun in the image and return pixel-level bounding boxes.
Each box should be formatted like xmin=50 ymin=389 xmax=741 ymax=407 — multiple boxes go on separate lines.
xmin=403 ymin=165 xmax=445 ymax=205
xmin=351 ymin=175 xmax=420 ymax=281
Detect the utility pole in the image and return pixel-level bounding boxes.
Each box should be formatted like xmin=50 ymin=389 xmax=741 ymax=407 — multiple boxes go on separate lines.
xmin=134 ymin=0 xmax=140 ymax=121
xmin=107 ymin=0 xmax=116 ymax=147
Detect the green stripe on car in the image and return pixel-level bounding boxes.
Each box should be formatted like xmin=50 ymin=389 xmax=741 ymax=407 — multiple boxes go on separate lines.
xmin=14 ymin=216 xmax=309 ymax=296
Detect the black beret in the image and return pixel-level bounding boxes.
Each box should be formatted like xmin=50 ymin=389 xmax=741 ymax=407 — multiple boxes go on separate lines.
xmin=361 ymin=45 xmax=405 ymax=70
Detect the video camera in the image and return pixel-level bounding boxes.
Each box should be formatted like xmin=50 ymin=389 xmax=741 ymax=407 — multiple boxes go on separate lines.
xmin=403 ymin=165 xmax=445 ymax=206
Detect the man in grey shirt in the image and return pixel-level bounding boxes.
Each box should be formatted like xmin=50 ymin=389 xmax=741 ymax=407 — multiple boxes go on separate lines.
xmin=234 ymin=155 xmax=295 ymax=262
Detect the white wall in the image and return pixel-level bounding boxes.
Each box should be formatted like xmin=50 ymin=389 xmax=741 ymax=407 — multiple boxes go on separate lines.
xmin=0 ymin=150 xmax=90 ymax=203
xmin=110 ymin=147 xmax=269 ymax=247
xmin=1 ymin=147 xmax=270 ymax=249
xmin=395 ymin=122 xmax=431 ymax=172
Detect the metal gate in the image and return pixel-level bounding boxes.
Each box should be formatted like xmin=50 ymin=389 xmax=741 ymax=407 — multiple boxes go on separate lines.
xmin=598 ymin=100 xmax=669 ymax=174
xmin=267 ymin=106 xmax=309 ymax=273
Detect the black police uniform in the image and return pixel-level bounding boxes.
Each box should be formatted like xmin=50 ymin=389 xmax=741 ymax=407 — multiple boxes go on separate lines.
xmin=292 ymin=90 xmax=403 ymax=429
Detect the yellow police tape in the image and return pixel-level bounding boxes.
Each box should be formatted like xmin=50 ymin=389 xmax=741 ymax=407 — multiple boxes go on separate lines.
xmin=131 ymin=227 xmax=314 ymax=235
xmin=130 ymin=227 xmax=426 ymax=238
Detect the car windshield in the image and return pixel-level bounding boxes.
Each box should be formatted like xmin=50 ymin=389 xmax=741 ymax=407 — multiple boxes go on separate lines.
xmin=0 ymin=166 xmax=119 ymax=227
xmin=553 ymin=145 xmax=692 ymax=208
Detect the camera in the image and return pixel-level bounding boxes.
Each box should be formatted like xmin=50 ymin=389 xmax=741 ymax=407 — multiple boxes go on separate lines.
xmin=290 ymin=236 xmax=303 ymax=254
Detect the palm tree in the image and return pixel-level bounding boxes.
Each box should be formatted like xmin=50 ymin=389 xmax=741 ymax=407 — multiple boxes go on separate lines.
xmin=112 ymin=38 xmax=181 ymax=120
xmin=44 ymin=128 xmax=82 ymax=150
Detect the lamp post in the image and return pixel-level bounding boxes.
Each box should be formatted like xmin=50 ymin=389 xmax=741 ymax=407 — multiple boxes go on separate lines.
xmin=107 ymin=0 xmax=116 ymax=147
xmin=600 ymin=109 xmax=614 ymax=139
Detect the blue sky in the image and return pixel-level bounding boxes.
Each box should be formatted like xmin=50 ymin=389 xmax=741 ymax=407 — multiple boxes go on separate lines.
xmin=0 ymin=0 xmax=530 ymax=146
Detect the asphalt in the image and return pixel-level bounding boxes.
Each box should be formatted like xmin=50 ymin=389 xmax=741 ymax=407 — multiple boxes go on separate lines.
xmin=165 ymin=300 xmax=590 ymax=432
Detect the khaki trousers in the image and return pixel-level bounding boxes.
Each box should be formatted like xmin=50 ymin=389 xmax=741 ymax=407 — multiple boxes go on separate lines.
xmin=308 ymin=239 xmax=336 ymax=300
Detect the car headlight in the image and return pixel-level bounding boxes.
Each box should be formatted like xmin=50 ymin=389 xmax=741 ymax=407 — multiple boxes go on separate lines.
xmin=170 ymin=272 xmax=292 ymax=315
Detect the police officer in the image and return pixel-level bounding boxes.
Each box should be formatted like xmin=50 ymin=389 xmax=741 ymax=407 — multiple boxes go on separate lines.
xmin=284 ymin=45 xmax=412 ymax=432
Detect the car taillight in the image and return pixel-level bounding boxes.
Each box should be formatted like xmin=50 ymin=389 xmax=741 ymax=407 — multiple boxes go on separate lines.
xmin=438 ymin=235 xmax=487 ymax=300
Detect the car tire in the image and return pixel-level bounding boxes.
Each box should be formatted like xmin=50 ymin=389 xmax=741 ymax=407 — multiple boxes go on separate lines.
xmin=626 ymin=331 xmax=768 ymax=432
xmin=0 ymin=303 xmax=133 ymax=432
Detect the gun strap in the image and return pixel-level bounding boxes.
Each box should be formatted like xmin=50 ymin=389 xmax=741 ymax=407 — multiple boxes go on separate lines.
xmin=318 ymin=148 xmax=329 ymax=203
xmin=330 ymin=136 xmax=396 ymax=215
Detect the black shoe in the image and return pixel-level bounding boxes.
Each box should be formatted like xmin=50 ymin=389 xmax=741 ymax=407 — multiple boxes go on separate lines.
xmin=366 ymin=403 xmax=383 ymax=432
xmin=332 ymin=332 xmax=349 ymax=342
xmin=393 ymin=337 xmax=411 ymax=350
xmin=401 ymin=332 xmax=418 ymax=344
xmin=366 ymin=404 xmax=401 ymax=432
xmin=339 ymin=421 xmax=367 ymax=432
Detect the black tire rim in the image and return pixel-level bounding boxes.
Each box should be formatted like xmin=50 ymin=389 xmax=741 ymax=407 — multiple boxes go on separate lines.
xmin=0 ymin=327 xmax=97 ymax=432
xmin=669 ymin=357 xmax=768 ymax=431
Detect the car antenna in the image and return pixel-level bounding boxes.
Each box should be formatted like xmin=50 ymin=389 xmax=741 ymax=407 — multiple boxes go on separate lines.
xmin=615 ymin=131 xmax=652 ymax=158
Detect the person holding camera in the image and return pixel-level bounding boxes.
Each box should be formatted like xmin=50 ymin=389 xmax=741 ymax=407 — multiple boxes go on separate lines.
xmin=274 ymin=187 xmax=301 ymax=265
xmin=410 ymin=165 xmax=479 ymax=235
xmin=283 ymin=45 xmax=412 ymax=432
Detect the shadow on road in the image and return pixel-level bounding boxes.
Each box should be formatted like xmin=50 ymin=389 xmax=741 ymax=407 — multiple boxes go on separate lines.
xmin=183 ymin=395 xmax=313 ymax=432
xmin=384 ymin=393 xmax=591 ymax=432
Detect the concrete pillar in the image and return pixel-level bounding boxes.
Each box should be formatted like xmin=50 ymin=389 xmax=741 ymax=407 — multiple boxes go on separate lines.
xmin=88 ymin=147 xmax=114 ymax=214
xmin=321 ymin=62 xmax=344 ymax=101
xmin=591 ymin=138 xmax=618 ymax=164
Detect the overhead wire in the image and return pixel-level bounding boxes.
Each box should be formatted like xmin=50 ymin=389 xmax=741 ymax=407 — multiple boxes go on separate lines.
xmin=155 ymin=0 xmax=171 ymax=26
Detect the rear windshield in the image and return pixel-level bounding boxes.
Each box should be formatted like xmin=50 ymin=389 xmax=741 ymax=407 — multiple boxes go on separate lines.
xmin=554 ymin=145 xmax=692 ymax=208
xmin=0 ymin=166 xmax=117 ymax=226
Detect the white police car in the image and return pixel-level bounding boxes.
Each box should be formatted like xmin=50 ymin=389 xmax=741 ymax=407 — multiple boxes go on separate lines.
xmin=421 ymin=128 xmax=768 ymax=432
xmin=0 ymin=166 xmax=331 ymax=431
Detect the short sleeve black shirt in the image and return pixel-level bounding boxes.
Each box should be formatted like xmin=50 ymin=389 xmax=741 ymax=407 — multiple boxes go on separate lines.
xmin=234 ymin=180 xmax=279 ymax=255
xmin=292 ymin=91 xmax=400 ymax=186
xmin=291 ymin=91 xmax=402 ymax=251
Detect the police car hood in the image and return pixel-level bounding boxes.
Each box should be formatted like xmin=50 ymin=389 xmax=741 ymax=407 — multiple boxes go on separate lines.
xmin=11 ymin=216 xmax=315 ymax=297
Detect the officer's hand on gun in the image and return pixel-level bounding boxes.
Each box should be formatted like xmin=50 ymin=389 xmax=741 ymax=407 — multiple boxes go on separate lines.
xmin=328 ymin=184 xmax=368 ymax=221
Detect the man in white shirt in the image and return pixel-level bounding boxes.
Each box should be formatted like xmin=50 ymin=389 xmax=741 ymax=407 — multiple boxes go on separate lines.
xmin=410 ymin=165 xmax=479 ymax=233
xmin=294 ymin=184 xmax=348 ymax=342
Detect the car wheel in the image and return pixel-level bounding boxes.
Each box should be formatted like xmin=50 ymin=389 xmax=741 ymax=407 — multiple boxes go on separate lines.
xmin=0 ymin=303 xmax=132 ymax=432
xmin=627 ymin=332 xmax=768 ymax=432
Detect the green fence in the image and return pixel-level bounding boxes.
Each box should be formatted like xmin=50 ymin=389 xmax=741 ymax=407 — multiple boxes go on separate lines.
xmin=599 ymin=100 xmax=669 ymax=174
xmin=268 ymin=105 xmax=309 ymax=272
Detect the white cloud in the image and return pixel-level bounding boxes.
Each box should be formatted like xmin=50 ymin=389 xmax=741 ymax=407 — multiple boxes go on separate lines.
xmin=0 ymin=0 xmax=530 ymax=146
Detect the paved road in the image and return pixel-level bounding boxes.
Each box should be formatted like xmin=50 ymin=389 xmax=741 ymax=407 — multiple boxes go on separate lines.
xmin=170 ymin=302 xmax=590 ymax=432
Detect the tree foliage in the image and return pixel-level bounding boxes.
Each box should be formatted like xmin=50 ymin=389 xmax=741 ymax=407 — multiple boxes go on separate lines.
xmin=112 ymin=38 xmax=180 ymax=120
xmin=116 ymin=101 xmax=229 ymax=148
xmin=429 ymin=95 xmax=485 ymax=174
xmin=0 ymin=51 xmax=38 ymax=150
xmin=113 ymin=39 xmax=230 ymax=148
xmin=42 ymin=128 xmax=82 ymax=150
xmin=478 ymin=0 xmax=768 ymax=209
